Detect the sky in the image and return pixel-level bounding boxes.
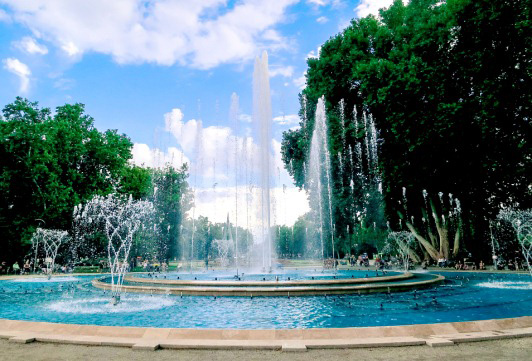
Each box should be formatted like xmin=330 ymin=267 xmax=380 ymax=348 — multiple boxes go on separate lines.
xmin=0 ymin=0 xmax=396 ymax=225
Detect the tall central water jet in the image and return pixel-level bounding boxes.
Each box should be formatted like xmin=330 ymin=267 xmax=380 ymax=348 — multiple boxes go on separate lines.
xmin=308 ymin=97 xmax=335 ymax=264
xmin=253 ymin=51 xmax=273 ymax=271
xmin=229 ymin=92 xmax=240 ymax=274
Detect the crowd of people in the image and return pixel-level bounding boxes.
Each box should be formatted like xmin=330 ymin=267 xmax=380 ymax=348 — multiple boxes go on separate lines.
xmin=322 ymin=253 xmax=527 ymax=273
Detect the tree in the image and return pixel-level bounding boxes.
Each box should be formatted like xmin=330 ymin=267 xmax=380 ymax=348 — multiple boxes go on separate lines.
xmin=281 ymin=0 xmax=531 ymax=261
xmin=0 ymin=98 xmax=132 ymax=266
xmin=150 ymin=165 xmax=192 ymax=262
xmin=119 ymin=165 xmax=152 ymax=200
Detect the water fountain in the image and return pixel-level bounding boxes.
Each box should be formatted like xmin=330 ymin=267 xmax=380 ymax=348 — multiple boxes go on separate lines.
xmin=213 ymin=214 xmax=234 ymax=267
xmin=498 ymin=209 xmax=532 ymax=276
xmin=75 ymin=194 xmax=154 ymax=304
xmin=253 ymin=51 xmax=273 ymax=271
xmin=230 ymin=92 xmax=240 ymax=274
xmin=384 ymin=231 xmax=417 ymax=272
xmin=308 ymin=97 xmax=335 ymax=263
xmin=190 ymin=120 xmax=204 ymax=269
xmin=30 ymin=228 xmax=69 ymax=279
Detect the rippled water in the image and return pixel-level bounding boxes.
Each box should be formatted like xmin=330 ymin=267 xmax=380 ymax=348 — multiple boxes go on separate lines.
xmin=0 ymin=270 xmax=530 ymax=329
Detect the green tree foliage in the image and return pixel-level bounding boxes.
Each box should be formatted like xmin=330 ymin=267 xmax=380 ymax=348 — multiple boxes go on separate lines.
xmin=0 ymin=98 xmax=132 ymax=265
xmin=281 ymin=0 xmax=531 ymax=261
xmin=119 ymin=165 xmax=152 ymax=200
xmin=180 ymin=216 xmax=252 ymax=267
xmin=150 ymin=165 xmax=192 ymax=262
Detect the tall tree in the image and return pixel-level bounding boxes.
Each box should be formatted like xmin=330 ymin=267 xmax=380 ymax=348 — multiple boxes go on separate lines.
xmin=281 ymin=0 xmax=531 ymax=261
xmin=0 ymin=98 xmax=132 ymax=265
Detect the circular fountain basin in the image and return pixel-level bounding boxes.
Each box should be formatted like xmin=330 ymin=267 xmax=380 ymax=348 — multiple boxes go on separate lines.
xmin=0 ymin=270 xmax=530 ymax=329
xmin=93 ymin=271 xmax=444 ymax=296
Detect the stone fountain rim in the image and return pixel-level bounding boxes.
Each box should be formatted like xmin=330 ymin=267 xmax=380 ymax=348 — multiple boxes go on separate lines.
xmin=123 ymin=271 xmax=413 ymax=287
xmin=92 ymin=273 xmax=445 ymax=296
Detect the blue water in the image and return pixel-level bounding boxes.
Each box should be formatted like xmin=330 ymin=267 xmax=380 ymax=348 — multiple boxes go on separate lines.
xmin=0 ymin=271 xmax=530 ymax=329
xmin=132 ymin=269 xmax=399 ymax=281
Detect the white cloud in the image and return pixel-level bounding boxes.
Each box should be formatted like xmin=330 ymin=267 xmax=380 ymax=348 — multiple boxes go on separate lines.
xmin=193 ymin=184 xmax=309 ymax=226
xmin=307 ymin=0 xmax=328 ymax=6
xmin=61 ymin=41 xmax=81 ymax=57
xmin=307 ymin=0 xmax=343 ymax=7
xmin=355 ymin=0 xmax=408 ymax=18
xmin=307 ymin=46 xmax=321 ymax=59
xmin=1 ymin=0 xmax=298 ymax=69
xmin=293 ymin=72 xmax=306 ymax=90
xmin=239 ymin=113 xmax=252 ymax=123
xmin=53 ymin=78 xmax=75 ymax=90
xmin=269 ymin=65 xmax=294 ymax=78
xmin=316 ymin=16 xmax=328 ymax=24
xmin=150 ymin=106 xmax=309 ymax=225
xmin=131 ymin=143 xmax=189 ymax=169
xmin=273 ymin=114 xmax=300 ymax=126
xmin=338 ymin=19 xmax=351 ymax=31
xmin=3 ymin=57 xmax=31 ymax=93
xmin=0 ymin=8 xmax=10 ymax=22
xmin=13 ymin=36 xmax=48 ymax=55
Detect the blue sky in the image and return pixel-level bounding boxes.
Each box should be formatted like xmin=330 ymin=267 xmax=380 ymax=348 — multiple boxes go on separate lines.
xmin=0 ymin=0 xmax=395 ymax=224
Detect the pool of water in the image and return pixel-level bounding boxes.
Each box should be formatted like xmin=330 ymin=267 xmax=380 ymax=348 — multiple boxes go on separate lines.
xmin=131 ymin=269 xmax=399 ymax=281
xmin=0 ymin=271 xmax=530 ymax=329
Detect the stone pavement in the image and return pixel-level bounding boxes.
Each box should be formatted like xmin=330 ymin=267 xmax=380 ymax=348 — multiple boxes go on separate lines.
xmin=0 ymin=317 xmax=530 ymax=352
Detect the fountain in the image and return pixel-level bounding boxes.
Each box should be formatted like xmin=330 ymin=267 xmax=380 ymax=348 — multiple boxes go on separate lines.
xmin=308 ymin=96 xmax=335 ymax=264
xmin=74 ymin=194 xmax=154 ymax=304
xmin=384 ymin=231 xmax=417 ymax=272
xmin=30 ymin=228 xmax=69 ymax=279
xmin=190 ymin=120 xmax=204 ymax=269
xmin=497 ymin=209 xmax=532 ymax=276
xmin=253 ymin=51 xmax=273 ymax=271
xmin=230 ymin=92 xmax=240 ymax=274
xmin=213 ymin=214 xmax=234 ymax=267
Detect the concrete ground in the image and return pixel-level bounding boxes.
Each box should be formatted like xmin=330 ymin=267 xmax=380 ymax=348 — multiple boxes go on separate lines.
xmin=1 ymin=338 xmax=531 ymax=361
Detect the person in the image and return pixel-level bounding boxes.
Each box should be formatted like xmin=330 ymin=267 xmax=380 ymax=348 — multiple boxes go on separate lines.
xmin=23 ymin=261 xmax=31 ymax=275
xmin=479 ymin=260 xmax=485 ymax=270
xmin=0 ymin=261 xmax=5 ymax=274
xmin=362 ymin=253 xmax=369 ymax=267
xmin=455 ymin=261 xmax=462 ymax=270
xmin=12 ymin=262 xmax=20 ymax=274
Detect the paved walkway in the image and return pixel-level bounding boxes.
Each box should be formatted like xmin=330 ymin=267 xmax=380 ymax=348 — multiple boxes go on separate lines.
xmin=0 ymin=337 xmax=530 ymax=361
xmin=1 ymin=317 xmax=531 ymax=351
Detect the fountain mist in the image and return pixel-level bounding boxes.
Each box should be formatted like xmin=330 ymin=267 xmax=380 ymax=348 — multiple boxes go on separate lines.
xmin=308 ymin=97 xmax=335 ymax=262
xmin=253 ymin=51 xmax=273 ymax=271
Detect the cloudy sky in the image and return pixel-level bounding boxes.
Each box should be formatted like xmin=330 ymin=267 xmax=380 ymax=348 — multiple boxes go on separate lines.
xmin=0 ymin=0 xmax=396 ymax=224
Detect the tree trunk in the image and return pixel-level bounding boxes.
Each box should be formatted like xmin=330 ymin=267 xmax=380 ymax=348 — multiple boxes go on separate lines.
xmin=421 ymin=247 xmax=430 ymax=261
xmin=398 ymin=210 xmax=440 ymax=260
xmin=430 ymin=199 xmax=449 ymax=259
xmin=453 ymin=217 xmax=462 ymax=257
xmin=421 ymin=207 xmax=437 ymax=247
